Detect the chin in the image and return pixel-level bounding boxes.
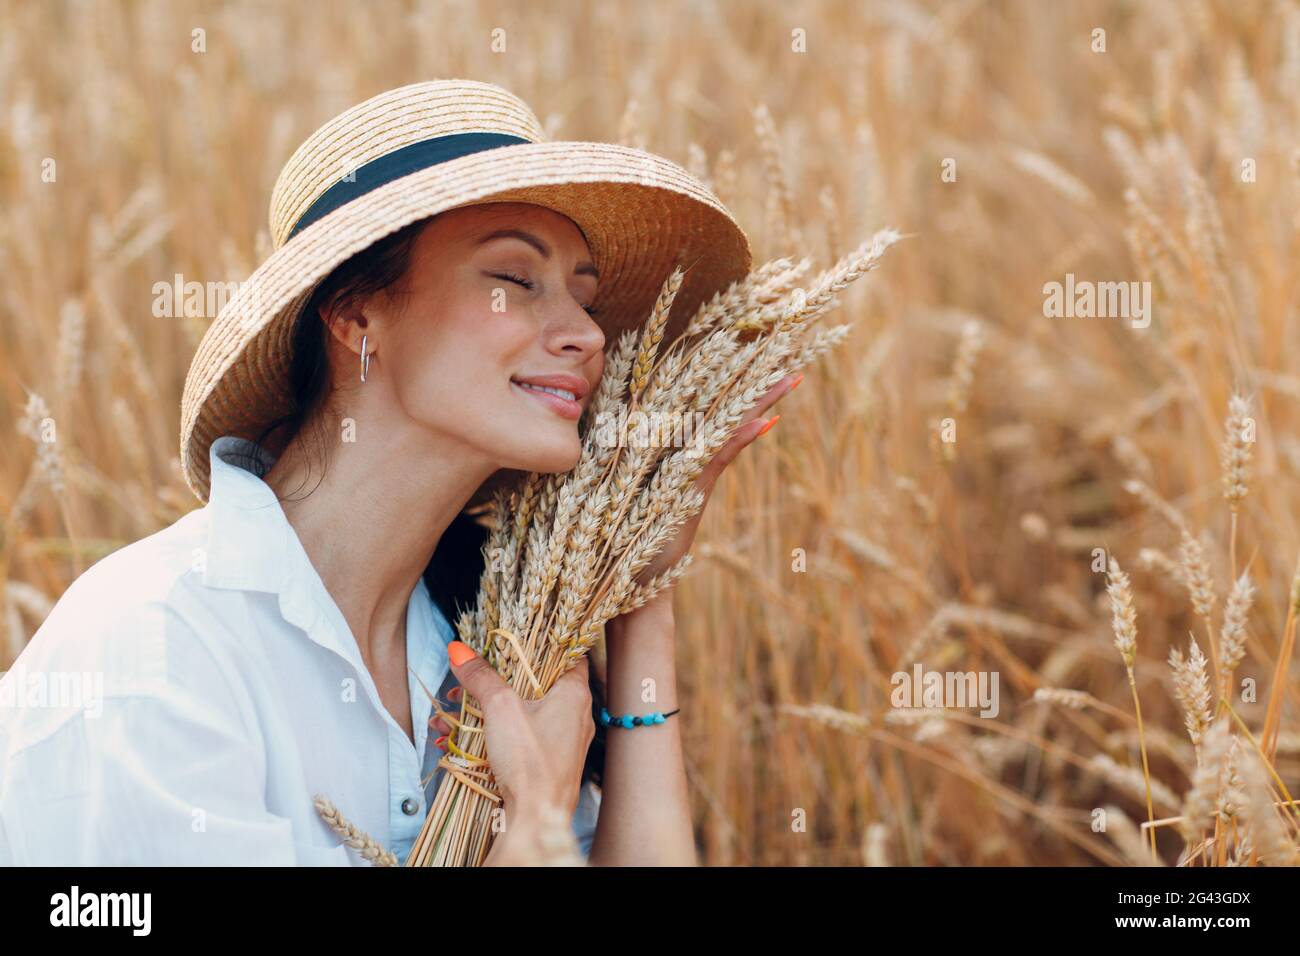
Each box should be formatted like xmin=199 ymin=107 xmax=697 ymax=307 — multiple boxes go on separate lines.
xmin=509 ymin=433 xmax=582 ymax=474
xmin=534 ymin=444 xmax=583 ymax=474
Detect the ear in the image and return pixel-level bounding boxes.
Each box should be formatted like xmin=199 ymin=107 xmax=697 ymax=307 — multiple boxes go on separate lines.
xmin=319 ymin=290 xmax=373 ymax=359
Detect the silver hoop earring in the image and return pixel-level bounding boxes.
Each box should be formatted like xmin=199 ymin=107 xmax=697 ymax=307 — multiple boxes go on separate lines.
xmin=360 ymin=333 xmax=370 ymax=383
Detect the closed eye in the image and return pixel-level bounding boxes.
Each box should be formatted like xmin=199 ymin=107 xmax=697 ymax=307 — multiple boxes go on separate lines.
xmin=488 ymin=272 xmax=599 ymax=317
xmin=490 ymin=271 xmax=534 ymax=290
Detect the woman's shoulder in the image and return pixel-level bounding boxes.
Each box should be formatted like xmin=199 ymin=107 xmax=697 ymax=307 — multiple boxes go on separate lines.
xmin=1 ymin=506 xmax=263 ymax=754
xmin=65 ymin=506 xmax=210 ymax=602
xmin=9 ymin=506 xmax=235 ymax=694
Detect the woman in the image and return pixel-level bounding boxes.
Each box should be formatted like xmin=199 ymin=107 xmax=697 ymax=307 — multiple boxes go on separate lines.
xmin=0 ymin=80 xmax=794 ymax=865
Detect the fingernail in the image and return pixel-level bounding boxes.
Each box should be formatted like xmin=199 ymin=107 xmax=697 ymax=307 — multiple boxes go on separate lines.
xmin=434 ymin=734 xmax=448 ymax=749
xmin=448 ymin=641 xmax=476 ymax=667
xmin=789 ymin=373 xmax=804 ymax=392
xmin=447 ymin=686 xmax=463 ymax=701
xmin=757 ymin=415 xmax=780 ymax=437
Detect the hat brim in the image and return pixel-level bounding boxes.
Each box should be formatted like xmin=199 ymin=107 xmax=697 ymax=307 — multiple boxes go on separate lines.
xmin=180 ymin=140 xmax=752 ymax=503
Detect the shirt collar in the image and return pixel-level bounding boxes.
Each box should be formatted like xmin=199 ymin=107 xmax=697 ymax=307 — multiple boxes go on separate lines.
xmin=202 ymin=435 xmax=291 ymax=595
xmin=200 ymin=435 xmax=454 ymax=740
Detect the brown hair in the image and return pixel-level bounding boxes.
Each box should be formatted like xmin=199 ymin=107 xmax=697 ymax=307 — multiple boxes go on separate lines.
xmin=248 ymin=215 xmax=607 ymax=787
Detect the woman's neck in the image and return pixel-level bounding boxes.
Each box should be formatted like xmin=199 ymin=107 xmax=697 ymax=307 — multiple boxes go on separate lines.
xmin=263 ymin=414 xmax=495 ymax=664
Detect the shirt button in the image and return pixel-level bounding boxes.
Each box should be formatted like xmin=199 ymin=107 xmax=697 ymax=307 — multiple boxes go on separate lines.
xmin=401 ymin=797 xmax=420 ymax=816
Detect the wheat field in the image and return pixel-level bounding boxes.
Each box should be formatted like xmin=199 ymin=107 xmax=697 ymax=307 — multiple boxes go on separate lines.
xmin=3 ymin=0 xmax=1299 ymax=866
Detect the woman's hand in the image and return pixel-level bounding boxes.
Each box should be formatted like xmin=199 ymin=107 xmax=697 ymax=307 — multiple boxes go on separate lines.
xmin=435 ymin=641 xmax=593 ymax=864
xmin=624 ymin=371 xmax=803 ymax=607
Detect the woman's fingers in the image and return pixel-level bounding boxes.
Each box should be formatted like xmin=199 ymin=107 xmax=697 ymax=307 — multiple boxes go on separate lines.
xmin=746 ymin=372 xmax=801 ymax=422
xmin=697 ymin=373 xmax=802 ymax=489
xmin=430 ymin=711 xmax=453 ymax=750
xmin=432 ymin=683 xmax=464 ymax=749
xmin=431 ymin=658 xmax=590 ymax=751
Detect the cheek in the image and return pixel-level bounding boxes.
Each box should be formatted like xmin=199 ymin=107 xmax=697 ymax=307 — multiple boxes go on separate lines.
xmin=386 ymin=294 xmax=532 ymax=417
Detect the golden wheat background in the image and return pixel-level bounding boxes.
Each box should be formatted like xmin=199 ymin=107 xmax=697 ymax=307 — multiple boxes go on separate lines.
xmin=3 ymin=0 xmax=1299 ymax=865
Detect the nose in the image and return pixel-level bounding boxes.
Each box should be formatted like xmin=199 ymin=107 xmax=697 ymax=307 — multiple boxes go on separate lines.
xmin=549 ymin=297 xmax=606 ymax=358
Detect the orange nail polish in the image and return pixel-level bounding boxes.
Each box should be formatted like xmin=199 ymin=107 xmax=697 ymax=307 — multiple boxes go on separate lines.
xmin=757 ymin=415 xmax=780 ymax=437
xmin=448 ymin=641 xmax=476 ymax=667
xmin=790 ymin=373 xmax=804 ymax=391
xmin=434 ymin=734 xmax=448 ymax=749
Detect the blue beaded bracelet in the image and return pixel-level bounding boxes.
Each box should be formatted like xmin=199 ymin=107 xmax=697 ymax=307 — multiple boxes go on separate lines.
xmin=599 ymin=706 xmax=680 ymax=729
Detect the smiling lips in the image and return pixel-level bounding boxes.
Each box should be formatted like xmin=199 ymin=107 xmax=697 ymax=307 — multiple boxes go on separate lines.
xmin=511 ymin=372 xmax=589 ymax=421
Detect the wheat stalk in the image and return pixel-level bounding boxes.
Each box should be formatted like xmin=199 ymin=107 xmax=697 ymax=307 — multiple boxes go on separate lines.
xmin=313 ymin=794 xmax=399 ymax=867
xmin=405 ymin=231 xmax=900 ymax=865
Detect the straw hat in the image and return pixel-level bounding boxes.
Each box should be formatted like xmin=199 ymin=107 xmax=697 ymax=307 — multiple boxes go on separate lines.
xmin=179 ymin=78 xmax=752 ymax=503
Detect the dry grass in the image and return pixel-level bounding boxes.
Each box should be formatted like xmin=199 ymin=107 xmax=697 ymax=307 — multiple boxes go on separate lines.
xmin=3 ymin=0 xmax=1300 ymax=865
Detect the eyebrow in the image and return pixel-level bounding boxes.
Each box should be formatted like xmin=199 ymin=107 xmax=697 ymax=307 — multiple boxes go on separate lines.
xmin=476 ymin=229 xmax=599 ymax=279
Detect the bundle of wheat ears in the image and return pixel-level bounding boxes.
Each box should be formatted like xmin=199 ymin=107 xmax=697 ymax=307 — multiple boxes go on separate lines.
xmin=328 ymin=229 xmax=899 ymax=867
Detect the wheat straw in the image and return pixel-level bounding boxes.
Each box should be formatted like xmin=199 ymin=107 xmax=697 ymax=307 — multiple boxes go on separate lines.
xmin=407 ymin=232 xmax=900 ymax=865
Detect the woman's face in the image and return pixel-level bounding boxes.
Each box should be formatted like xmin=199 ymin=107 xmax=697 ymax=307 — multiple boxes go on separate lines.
xmin=359 ymin=202 xmax=606 ymax=475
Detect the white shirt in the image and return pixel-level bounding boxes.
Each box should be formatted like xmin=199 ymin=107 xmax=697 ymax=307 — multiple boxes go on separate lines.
xmin=0 ymin=435 xmax=600 ymax=865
